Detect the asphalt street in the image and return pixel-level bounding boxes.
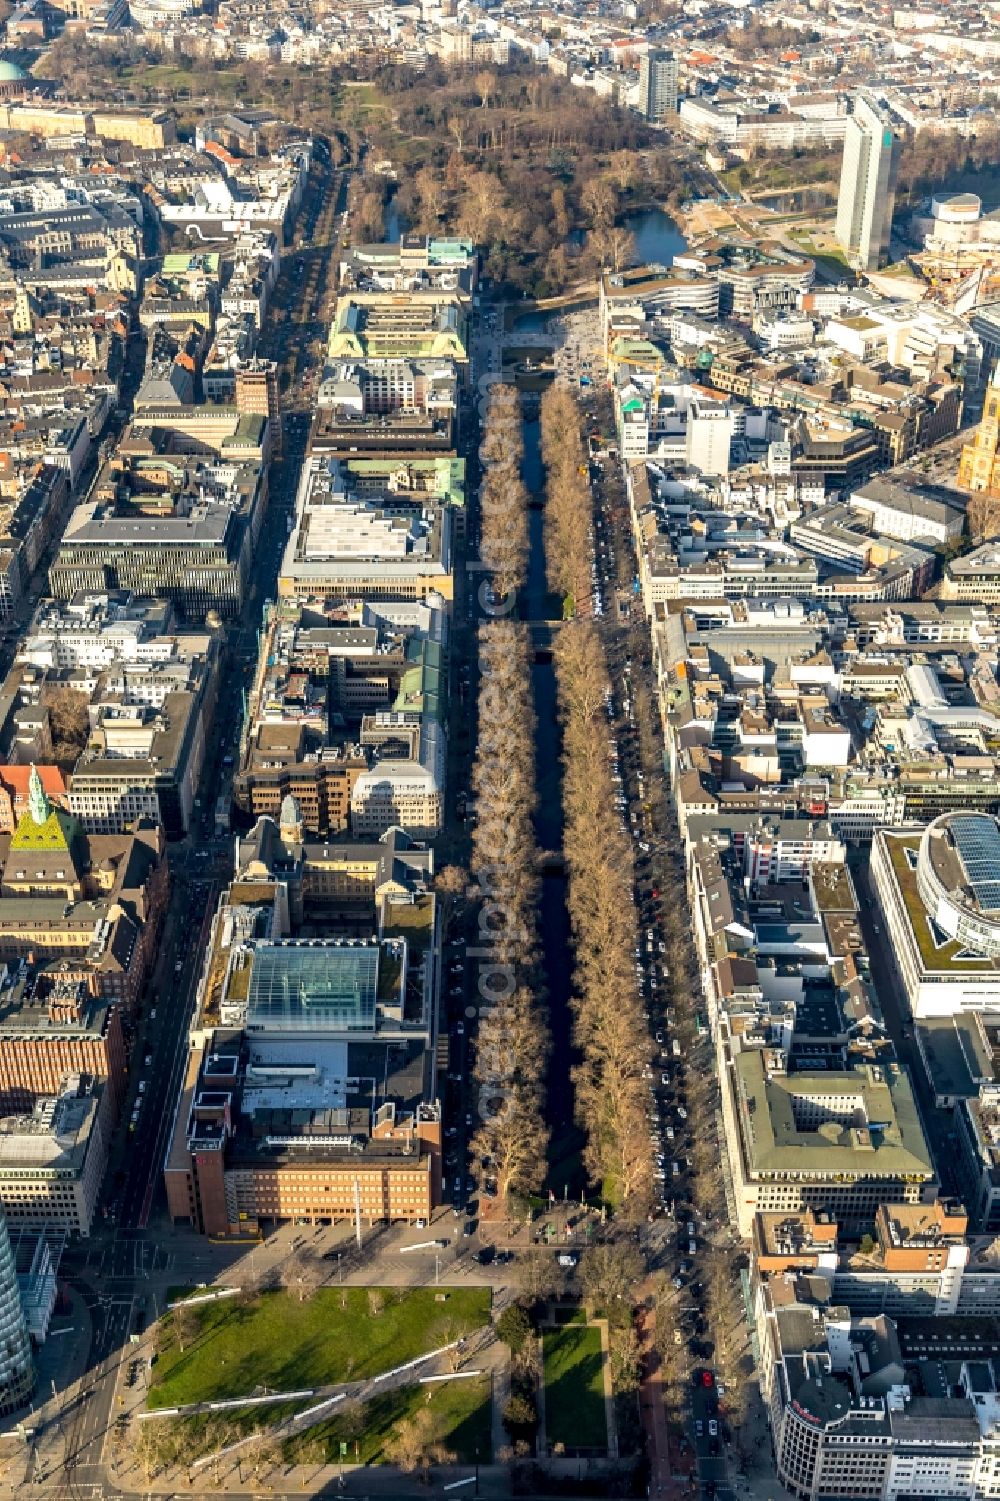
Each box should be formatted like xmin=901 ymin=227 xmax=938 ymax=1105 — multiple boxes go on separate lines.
xmin=16 ymin=142 xmax=345 ymax=1501
xmin=15 ymin=141 xmax=784 ymax=1501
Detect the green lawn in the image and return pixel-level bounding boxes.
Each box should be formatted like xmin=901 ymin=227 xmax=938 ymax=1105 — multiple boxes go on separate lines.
xmin=119 ymin=62 xmax=245 ymax=101
xmin=542 ymin=1326 xmax=608 ymax=1452
xmin=811 ymin=253 xmax=853 ymax=282
xmin=883 ymin=834 xmax=991 ymax=973
xmin=283 ymin=1375 xmax=493 ymax=1465
xmin=783 ymin=233 xmax=851 ymax=284
xmin=148 ymin=1287 xmax=490 ymax=1409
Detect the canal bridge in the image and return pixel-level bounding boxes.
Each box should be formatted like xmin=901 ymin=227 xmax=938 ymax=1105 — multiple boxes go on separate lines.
xmin=529 ymin=618 xmax=564 ymax=662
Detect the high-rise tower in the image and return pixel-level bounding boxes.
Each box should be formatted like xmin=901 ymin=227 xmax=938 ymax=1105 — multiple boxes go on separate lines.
xmin=638 ymin=50 xmax=678 ymax=122
xmin=835 ymin=95 xmax=899 ymax=272
xmin=0 ymin=1210 xmax=33 ymax=1415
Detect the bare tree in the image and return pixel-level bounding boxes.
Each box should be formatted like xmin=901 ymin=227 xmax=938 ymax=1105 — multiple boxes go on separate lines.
xmin=415 ymin=165 xmax=446 ymax=226
xmin=540 ymin=384 xmax=593 ymax=617
xmin=579 ymin=1241 xmax=644 ymax=1316
xmin=553 ymin=613 xmax=655 ymax=1216
xmin=435 ymin=864 xmax=468 ymax=938
xmin=466 ymin=618 xmax=549 ymax=1204
xmin=458 ymin=169 xmax=501 ymax=244
xmin=967 ymin=490 xmax=1000 ymax=541
xmin=606 ymin=226 xmax=636 ymax=272
xmin=609 ymin=149 xmax=640 ymax=192
xmin=609 ymin=1323 xmax=642 ymax=1394
xmin=515 ymin=1249 xmax=562 ymax=1306
xmin=385 ymin=1406 xmax=454 ymax=1475
xmin=134 ymin=1424 xmax=163 ymax=1482
xmin=581 ymin=175 xmax=617 ymax=228
xmin=242 ymin=1429 xmax=275 ymax=1483
xmin=280 ymin=1251 xmax=317 ymax=1302
xmin=172 ymin=1300 xmax=196 ymax=1352
xmin=45 ymin=685 xmax=90 ymax=766
xmin=447 ymin=115 xmax=466 ymax=153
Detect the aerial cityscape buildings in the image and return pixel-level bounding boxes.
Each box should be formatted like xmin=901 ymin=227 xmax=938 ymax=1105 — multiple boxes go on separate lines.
xmin=0 ymin=0 xmax=999 ymax=1490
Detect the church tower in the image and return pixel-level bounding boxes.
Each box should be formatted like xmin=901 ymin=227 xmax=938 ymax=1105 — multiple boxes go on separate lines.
xmin=959 ymin=363 xmax=1000 ymax=495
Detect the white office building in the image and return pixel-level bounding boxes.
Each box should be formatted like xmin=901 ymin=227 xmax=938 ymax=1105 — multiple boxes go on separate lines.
xmin=836 ymin=95 xmax=900 ymax=272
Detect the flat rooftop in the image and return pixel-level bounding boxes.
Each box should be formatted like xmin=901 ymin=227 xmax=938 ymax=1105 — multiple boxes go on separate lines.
xmin=736 ymin=1054 xmax=934 ymax=1178
xmin=914 ymin=1016 xmax=995 ymax=1100
xmin=883 ymin=831 xmax=1000 ymax=976
xmin=0 ymin=1086 xmax=100 ymax=1174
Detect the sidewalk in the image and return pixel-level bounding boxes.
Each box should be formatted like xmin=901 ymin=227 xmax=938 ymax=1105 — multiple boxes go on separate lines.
xmin=117 ymin=1458 xmax=519 ymax=1497
xmin=15 ymin=1285 xmax=95 ymax=1488
xmin=635 ymin=1281 xmax=689 ymax=1501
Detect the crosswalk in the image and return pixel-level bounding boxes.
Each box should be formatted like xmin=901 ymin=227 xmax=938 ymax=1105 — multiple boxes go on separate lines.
xmin=78 ymin=1240 xmax=175 ymax=1279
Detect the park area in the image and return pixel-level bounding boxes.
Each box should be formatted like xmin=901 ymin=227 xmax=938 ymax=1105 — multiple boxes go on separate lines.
xmin=541 ymin=1325 xmax=608 ymax=1455
xmin=148 ymin=1286 xmax=491 ymax=1409
xmin=131 ymin=1287 xmax=494 ymax=1477
xmin=283 ymin=1374 xmax=493 ymax=1465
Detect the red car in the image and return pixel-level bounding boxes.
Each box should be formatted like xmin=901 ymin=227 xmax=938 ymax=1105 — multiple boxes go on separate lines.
xmin=702 ymin=1370 xmax=714 ymax=1388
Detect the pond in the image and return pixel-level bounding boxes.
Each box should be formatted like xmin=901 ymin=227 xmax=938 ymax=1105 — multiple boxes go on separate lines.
xmin=623 ymin=206 xmax=688 ymax=266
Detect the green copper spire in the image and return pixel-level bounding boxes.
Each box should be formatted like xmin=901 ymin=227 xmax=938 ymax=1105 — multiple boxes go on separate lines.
xmin=27 ymin=764 xmax=49 ymax=826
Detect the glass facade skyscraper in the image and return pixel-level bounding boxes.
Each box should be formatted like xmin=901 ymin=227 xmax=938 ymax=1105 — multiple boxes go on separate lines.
xmin=835 ymin=94 xmax=899 ymax=272
xmin=0 ymin=1211 xmax=33 ymax=1416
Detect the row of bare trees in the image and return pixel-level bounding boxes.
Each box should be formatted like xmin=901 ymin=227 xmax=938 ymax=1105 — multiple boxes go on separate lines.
xmin=468 ymin=619 xmax=549 ymax=1205
xmin=540 ymin=385 xmax=593 ymax=618
xmin=478 ymin=383 xmax=530 ymax=602
xmin=132 ymin=1417 xmax=277 ymax=1482
xmin=554 ymin=620 xmax=654 ymax=1218
xmin=623 ymin=657 xmax=760 ymax=1442
xmin=347 ymin=173 xmax=387 ymax=245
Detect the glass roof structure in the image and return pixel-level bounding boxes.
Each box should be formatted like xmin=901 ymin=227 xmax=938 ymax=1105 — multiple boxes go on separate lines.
xmin=951 ymin=814 xmax=1000 ymax=915
xmin=246 ymin=942 xmax=379 ymax=1032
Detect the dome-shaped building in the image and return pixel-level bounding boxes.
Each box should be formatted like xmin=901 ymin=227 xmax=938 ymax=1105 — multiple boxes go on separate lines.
xmin=0 ymin=59 xmax=25 ymax=99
